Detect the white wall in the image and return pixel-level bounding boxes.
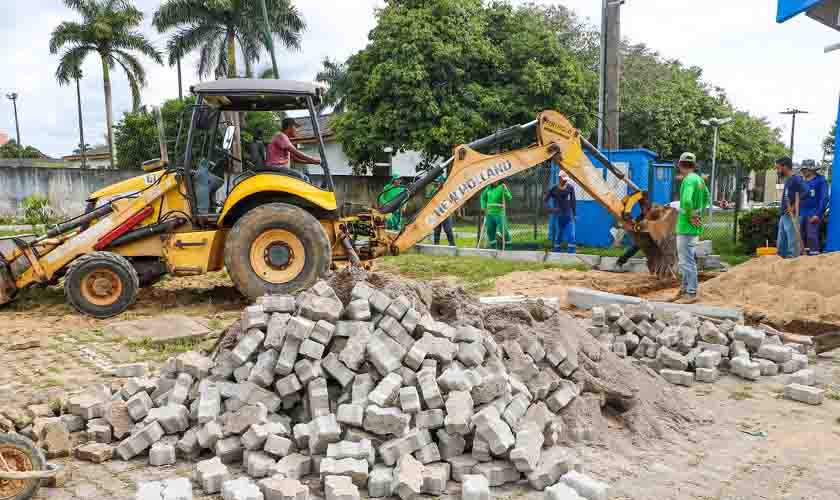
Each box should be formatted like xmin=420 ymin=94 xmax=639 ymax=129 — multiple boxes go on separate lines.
xmin=295 ymin=141 xmax=426 ymax=177
xmin=64 ymin=158 xmax=112 ymax=169
xmin=295 ymin=141 xmax=353 ymax=176
xmin=391 ymin=150 xmax=425 ymax=177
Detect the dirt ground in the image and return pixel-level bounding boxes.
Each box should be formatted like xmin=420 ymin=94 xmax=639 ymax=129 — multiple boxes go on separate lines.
xmin=2 ymin=269 xmax=839 ymax=499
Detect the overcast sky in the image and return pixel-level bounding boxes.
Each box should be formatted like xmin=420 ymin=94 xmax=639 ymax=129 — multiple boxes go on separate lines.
xmin=1 ymin=0 xmax=839 ymax=163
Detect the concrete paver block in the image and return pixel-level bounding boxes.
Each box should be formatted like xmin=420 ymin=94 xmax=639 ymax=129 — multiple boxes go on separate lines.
xmin=559 ymin=470 xmax=610 ymax=500
xmin=324 ymin=475 xmax=360 ymax=500
xmin=195 ymin=456 xmax=231 ymax=494
xmin=784 ymin=383 xmax=824 ymax=405
xmin=462 ymin=474 xmax=490 ymax=500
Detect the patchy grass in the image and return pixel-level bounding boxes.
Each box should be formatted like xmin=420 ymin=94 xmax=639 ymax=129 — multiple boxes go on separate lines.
xmin=7 ymin=286 xmax=67 ymax=311
xmin=826 ymin=388 xmax=840 ymax=401
xmin=730 ymin=386 xmax=755 ymax=401
xmin=379 ymin=254 xmax=588 ymax=292
xmin=123 ymin=336 xmax=204 ymax=361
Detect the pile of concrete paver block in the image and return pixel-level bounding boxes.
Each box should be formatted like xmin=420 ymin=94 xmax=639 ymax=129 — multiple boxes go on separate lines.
xmin=36 ymin=280 xmax=613 ymax=500
xmin=586 ymin=302 xmax=824 ymax=405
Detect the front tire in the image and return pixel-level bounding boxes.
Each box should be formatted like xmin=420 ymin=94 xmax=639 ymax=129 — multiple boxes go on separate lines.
xmin=64 ymin=251 xmax=140 ymax=318
xmin=224 ymin=203 xmax=331 ymax=300
xmin=0 ymin=432 xmax=47 ymax=500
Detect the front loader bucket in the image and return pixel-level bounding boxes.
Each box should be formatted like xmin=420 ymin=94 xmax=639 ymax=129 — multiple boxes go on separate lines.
xmin=0 ymin=238 xmax=20 ymax=306
xmin=0 ymin=258 xmax=17 ymax=306
xmin=632 ymin=206 xmax=679 ymax=279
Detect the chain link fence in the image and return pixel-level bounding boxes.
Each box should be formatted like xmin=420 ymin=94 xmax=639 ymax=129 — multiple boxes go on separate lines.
xmin=404 ymin=156 xmax=747 ymax=256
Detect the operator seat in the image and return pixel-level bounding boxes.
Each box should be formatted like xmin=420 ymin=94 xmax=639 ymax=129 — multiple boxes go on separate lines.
xmin=247 ymin=141 xmax=310 ymax=182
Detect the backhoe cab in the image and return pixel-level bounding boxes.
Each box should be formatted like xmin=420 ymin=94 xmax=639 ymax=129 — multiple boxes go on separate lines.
xmin=0 ymin=85 xmax=676 ymax=318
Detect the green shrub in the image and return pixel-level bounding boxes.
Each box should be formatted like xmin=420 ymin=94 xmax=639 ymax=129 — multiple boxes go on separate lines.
xmin=21 ymin=195 xmax=53 ymax=226
xmin=738 ymin=207 xmax=779 ymax=255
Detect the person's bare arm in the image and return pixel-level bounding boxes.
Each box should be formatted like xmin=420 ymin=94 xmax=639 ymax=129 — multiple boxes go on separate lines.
xmin=281 ymin=134 xmax=320 ymax=164
xmin=289 ymin=145 xmax=321 ymax=165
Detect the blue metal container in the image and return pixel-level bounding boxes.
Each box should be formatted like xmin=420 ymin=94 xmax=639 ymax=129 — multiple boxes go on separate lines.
xmin=549 ymin=148 xmax=670 ymax=248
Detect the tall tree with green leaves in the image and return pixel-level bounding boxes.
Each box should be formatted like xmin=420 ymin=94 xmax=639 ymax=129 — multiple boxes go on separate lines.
xmin=153 ymin=0 xmax=306 ymax=79
xmin=55 ymin=57 xmax=89 ymax=168
xmin=154 ymin=0 xmax=306 ymax=170
xmin=334 ymin=0 xmax=593 ymax=171
xmin=50 ymin=0 xmax=163 ymax=167
xmin=316 ymin=58 xmax=349 ymax=114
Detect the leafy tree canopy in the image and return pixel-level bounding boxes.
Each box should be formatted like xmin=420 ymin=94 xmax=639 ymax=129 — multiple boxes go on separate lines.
xmin=334 ymin=1 xmax=786 ymax=172
xmin=0 ymin=140 xmax=45 ymax=160
xmin=334 ymin=0 xmax=593 ymax=169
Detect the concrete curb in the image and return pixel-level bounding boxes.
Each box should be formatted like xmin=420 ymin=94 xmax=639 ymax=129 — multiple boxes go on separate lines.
xmin=566 ymin=287 xmax=744 ymax=321
xmin=414 ymin=244 xmax=601 ymax=267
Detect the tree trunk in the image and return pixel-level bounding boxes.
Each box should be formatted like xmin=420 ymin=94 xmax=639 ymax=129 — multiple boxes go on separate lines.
xmin=101 ymin=54 xmax=115 ymax=168
xmin=76 ymin=77 xmax=87 ymax=169
xmin=226 ymin=29 xmax=242 ymax=172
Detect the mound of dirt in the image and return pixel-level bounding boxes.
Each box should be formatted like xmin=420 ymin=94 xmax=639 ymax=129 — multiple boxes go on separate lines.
xmin=702 ymin=254 xmax=840 ymax=328
xmin=328 ymin=266 xmax=709 ymax=446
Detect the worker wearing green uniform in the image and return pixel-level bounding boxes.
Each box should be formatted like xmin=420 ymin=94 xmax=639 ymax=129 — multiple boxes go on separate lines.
xmin=674 ymin=152 xmax=710 ymax=304
xmin=377 ymin=176 xmax=407 ymax=230
xmin=480 ymin=181 xmax=513 ymax=249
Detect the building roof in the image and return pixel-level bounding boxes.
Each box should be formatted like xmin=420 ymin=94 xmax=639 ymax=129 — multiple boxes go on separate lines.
xmin=62 ymin=144 xmax=110 ymax=161
xmin=294 ymin=114 xmax=336 ymax=143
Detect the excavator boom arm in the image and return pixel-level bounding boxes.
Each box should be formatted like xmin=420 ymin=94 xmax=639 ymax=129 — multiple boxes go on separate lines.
xmin=392 ymin=111 xmax=630 ymax=253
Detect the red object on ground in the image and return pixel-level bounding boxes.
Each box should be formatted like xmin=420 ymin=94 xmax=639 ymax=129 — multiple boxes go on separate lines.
xmin=94 ymin=206 xmax=154 ymax=251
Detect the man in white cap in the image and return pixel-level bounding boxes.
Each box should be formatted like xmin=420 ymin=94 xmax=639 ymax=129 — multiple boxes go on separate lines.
xmin=673 ymin=152 xmax=709 ymax=304
xmin=544 ymin=171 xmax=577 ymax=253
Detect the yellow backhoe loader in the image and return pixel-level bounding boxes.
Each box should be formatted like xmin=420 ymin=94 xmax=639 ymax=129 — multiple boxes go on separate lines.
xmin=0 ymin=79 xmax=677 ymax=318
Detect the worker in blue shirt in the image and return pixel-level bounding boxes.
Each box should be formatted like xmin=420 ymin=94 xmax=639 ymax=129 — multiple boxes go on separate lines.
xmin=545 ymin=171 xmax=576 ymax=253
xmin=776 ymin=157 xmax=807 ymax=258
xmin=799 ymin=159 xmax=829 ymax=255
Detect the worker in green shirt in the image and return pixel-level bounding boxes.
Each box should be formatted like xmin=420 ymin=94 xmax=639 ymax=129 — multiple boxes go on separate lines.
xmin=673 ymin=152 xmax=710 ymax=304
xmin=480 ymin=181 xmax=513 ymax=249
xmin=377 ymin=175 xmax=407 ymax=230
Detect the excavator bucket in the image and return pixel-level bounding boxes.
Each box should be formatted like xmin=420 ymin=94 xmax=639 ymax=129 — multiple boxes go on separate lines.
xmin=0 ymin=239 xmax=19 ymax=306
xmin=0 ymin=258 xmax=17 ymax=306
xmin=632 ymin=206 xmax=679 ymax=279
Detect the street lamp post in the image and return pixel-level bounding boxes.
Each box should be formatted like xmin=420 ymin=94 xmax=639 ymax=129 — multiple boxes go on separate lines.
xmin=700 ymin=117 xmax=732 ymax=211
xmin=6 ymin=92 xmax=22 ymax=165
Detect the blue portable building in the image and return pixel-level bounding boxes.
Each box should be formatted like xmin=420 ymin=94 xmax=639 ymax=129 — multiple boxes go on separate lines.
xmin=548 ymin=148 xmax=672 ymax=248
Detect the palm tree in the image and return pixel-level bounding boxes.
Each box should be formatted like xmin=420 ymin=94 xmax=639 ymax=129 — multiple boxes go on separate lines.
xmin=154 ymin=0 xmax=306 ymax=169
xmin=55 ymin=56 xmax=88 ymax=168
xmin=315 ymin=58 xmax=349 ymax=114
xmin=153 ymin=0 xmax=306 ymax=80
xmin=50 ymin=0 xmax=163 ymax=167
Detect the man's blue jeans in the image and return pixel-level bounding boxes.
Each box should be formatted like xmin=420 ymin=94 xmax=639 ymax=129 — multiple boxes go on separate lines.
xmin=677 ymin=234 xmax=698 ymax=296
xmin=551 ymin=215 xmax=576 ymax=253
xmin=777 ymin=214 xmax=801 ymax=258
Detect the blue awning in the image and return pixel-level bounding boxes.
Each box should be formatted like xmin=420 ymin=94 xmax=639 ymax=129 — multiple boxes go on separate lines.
xmin=777 ymin=0 xmax=823 ymax=23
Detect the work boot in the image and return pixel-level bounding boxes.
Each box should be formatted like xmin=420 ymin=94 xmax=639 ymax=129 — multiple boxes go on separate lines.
xmin=667 ymin=290 xmax=686 ymax=302
xmin=675 ymin=294 xmax=698 ymax=304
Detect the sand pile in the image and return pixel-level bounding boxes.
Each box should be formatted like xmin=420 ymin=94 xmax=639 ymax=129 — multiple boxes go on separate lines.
xmin=702 ymin=254 xmax=840 ymax=327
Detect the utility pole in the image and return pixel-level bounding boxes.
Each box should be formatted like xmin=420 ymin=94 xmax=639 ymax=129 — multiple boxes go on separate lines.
xmin=598 ymin=0 xmax=624 ymax=150
xmin=781 ymin=108 xmax=808 ymax=159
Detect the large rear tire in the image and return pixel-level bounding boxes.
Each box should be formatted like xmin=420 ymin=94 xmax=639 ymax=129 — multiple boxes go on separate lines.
xmin=64 ymin=251 xmax=140 ymax=318
xmin=0 ymin=433 xmax=46 ymax=500
xmin=224 ymin=203 xmax=331 ymax=300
